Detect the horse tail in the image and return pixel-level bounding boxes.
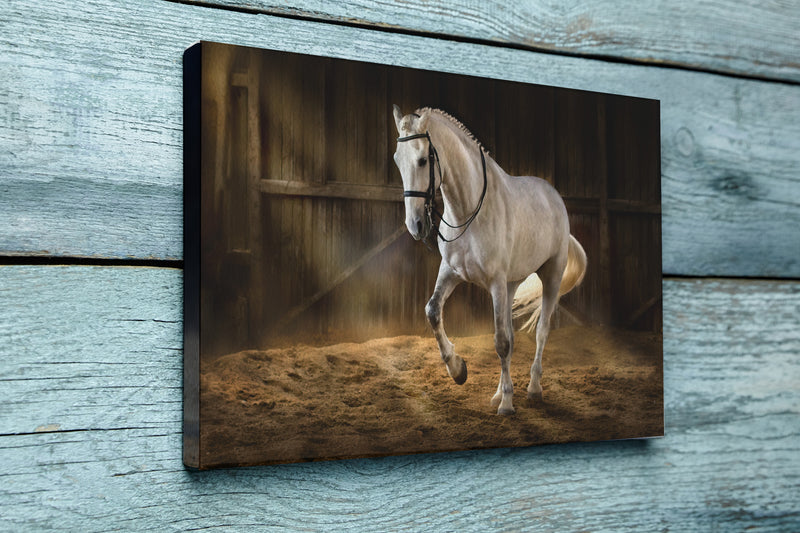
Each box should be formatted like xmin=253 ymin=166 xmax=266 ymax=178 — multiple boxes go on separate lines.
xmin=512 ymin=235 xmax=587 ymax=333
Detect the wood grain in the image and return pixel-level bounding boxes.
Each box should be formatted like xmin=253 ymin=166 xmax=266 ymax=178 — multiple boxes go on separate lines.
xmin=0 ymin=0 xmax=798 ymax=276
xmin=1 ymin=266 xmax=799 ymax=529
xmin=186 ymin=0 xmax=800 ymax=82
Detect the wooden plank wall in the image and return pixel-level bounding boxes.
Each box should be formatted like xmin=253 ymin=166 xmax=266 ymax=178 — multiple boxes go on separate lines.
xmin=1 ymin=1 xmax=798 ymax=530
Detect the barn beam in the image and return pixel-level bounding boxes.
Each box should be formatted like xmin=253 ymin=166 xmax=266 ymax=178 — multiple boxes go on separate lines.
xmin=625 ymin=295 xmax=662 ymax=329
xmin=260 ymin=179 xmax=661 ymax=214
xmin=260 ymin=179 xmax=402 ymax=202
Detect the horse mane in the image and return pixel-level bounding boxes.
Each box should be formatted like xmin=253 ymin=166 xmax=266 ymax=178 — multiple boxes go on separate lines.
xmin=416 ymin=107 xmax=490 ymax=156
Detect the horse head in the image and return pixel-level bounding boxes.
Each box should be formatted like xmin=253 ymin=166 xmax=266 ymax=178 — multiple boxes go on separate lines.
xmin=392 ymin=105 xmax=437 ymax=241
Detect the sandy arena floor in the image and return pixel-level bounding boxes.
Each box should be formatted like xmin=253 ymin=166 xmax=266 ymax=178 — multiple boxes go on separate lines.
xmin=199 ymin=325 xmax=663 ymax=467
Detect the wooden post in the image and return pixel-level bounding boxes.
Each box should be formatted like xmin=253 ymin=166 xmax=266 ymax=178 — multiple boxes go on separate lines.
xmin=597 ymin=95 xmax=612 ymax=326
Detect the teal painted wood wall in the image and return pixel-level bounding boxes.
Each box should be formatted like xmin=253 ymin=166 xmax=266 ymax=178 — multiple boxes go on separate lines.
xmin=1 ymin=1 xmax=798 ymax=530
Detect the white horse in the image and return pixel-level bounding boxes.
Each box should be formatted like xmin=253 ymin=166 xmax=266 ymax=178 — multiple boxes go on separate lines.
xmin=392 ymin=105 xmax=587 ymax=415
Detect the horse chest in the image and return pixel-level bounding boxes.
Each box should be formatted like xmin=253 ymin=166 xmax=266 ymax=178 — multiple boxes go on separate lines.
xmin=441 ymin=242 xmax=495 ymax=288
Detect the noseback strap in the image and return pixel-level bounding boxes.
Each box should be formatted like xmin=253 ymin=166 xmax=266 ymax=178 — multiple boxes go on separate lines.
xmin=397 ymin=132 xmax=430 ymax=142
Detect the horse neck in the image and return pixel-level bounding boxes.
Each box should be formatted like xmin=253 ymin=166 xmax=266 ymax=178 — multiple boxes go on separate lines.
xmin=428 ymin=120 xmax=489 ymax=223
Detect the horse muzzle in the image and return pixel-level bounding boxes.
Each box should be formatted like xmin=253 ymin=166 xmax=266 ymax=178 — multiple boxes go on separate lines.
xmin=406 ymin=213 xmax=433 ymax=241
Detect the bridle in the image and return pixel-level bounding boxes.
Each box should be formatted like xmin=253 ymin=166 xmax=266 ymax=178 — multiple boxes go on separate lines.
xmin=397 ymin=131 xmax=487 ymax=243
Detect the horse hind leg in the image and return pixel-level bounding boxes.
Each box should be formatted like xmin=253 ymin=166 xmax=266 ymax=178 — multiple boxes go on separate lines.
xmin=427 ymin=263 xmax=466 ymax=385
xmin=528 ymin=257 xmax=565 ymax=402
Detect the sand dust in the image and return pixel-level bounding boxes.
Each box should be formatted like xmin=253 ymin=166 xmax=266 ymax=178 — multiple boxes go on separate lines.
xmin=200 ymin=325 xmax=662 ymax=467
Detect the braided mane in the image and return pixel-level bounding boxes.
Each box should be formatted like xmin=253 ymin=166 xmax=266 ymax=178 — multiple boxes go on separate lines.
xmin=416 ymin=107 xmax=490 ymax=156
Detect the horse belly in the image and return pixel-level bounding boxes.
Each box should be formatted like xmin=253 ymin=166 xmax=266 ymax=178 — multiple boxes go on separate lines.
xmin=442 ymin=231 xmax=546 ymax=288
xmin=506 ymin=238 xmax=554 ymax=282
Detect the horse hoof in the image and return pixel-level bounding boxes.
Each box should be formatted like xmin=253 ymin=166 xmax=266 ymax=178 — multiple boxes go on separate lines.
xmin=497 ymin=406 xmax=515 ymax=416
xmin=527 ymin=391 xmax=543 ymax=403
xmin=450 ymin=357 xmax=468 ymax=385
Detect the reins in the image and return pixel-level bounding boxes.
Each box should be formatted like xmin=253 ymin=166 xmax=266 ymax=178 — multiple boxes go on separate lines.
xmin=397 ymin=131 xmax=488 ymax=244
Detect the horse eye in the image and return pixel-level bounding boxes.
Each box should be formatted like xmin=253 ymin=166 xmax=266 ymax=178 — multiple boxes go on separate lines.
xmin=418 ymin=157 xmax=427 ymax=167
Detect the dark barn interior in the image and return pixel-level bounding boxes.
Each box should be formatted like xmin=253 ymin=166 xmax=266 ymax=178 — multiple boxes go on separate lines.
xmin=198 ymin=42 xmax=662 ymax=359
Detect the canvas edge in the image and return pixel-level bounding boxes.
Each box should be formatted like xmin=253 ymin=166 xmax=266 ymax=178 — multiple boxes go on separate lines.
xmin=183 ymin=41 xmax=203 ymax=470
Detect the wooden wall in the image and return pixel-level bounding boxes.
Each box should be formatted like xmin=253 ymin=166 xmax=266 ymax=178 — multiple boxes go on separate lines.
xmin=1 ymin=1 xmax=798 ymax=530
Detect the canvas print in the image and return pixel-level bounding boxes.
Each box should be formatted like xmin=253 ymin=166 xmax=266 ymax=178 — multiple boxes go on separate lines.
xmin=184 ymin=41 xmax=663 ymax=469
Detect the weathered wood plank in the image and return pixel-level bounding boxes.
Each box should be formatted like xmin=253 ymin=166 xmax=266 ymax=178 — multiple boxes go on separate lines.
xmin=0 ymin=0 xmax=799 ymax=276
xmin=188 ymin=0 xmax=800 ymax=83
xmin=0 ymin=266 xmax=184 ymax=434
xmin=1 ymin=266 xmax=799 ymax=530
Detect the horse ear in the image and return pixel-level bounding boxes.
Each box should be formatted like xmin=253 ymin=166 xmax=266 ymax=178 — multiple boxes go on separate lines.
xmin=392 ymin=104 xmax=404 ymax=133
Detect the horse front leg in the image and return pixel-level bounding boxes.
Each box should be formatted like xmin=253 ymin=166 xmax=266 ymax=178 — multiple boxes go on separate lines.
xmin=489 ymin=280 xmax=520 ymax=415
xmin=426 ymin=262 xmax=466 ymax=384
